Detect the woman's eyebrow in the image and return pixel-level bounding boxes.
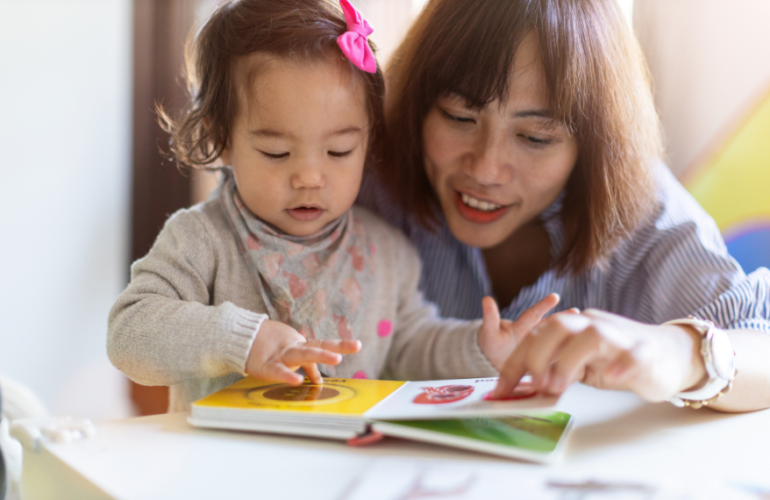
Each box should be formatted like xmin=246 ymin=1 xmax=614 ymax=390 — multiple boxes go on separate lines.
xmin=512 ymin=109 xmax=553 ymax=119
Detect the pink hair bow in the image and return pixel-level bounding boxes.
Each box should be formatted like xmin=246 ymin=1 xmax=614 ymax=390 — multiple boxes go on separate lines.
xmin=337 ymin=0 xmax=377 ymax=74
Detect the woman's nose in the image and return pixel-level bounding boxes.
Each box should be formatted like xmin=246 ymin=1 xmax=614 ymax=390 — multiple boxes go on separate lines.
xmin=464 ymin=130 xmax=512 ymax=186
xmin=291 ymin=162 xmax=325 ymax=190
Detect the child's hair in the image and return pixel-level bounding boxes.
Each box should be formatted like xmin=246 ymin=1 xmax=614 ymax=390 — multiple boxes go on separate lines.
xmin=159 ymin=0 xmax=385 ymax=170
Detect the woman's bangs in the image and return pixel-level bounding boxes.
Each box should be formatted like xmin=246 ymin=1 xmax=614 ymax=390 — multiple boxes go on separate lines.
xmin=422 ymin=0 xmax=529 ymax=109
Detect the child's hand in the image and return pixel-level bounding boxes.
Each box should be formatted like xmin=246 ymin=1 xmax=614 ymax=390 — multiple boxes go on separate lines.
xmin=245 ymin=320 xmax=361 ymax=385
xmin=478 ymin=293 xmax=561 ymax=370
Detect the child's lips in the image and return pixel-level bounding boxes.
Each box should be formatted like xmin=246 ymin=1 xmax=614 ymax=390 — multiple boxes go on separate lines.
xmin=286 ymin=206 xmax=324 ymax=221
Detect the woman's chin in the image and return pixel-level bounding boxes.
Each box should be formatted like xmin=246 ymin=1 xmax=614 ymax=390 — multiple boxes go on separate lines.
xmin=441 ymin=195 xmax=519 ymax=249
xmin=444 ymin=210 xmax=516 ymax=249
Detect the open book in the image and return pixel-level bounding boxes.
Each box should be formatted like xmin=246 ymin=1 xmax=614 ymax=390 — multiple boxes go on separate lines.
xmin=189 ymin=377 xmax=573 ymax=463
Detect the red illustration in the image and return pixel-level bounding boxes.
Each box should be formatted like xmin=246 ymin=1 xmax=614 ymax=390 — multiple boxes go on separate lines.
xmin=413 ymin=385 xmax=474 ymax=405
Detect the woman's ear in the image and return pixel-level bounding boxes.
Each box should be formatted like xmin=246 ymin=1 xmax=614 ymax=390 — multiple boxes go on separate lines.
xmin=220 ymin=146 xmax=231 ymax=166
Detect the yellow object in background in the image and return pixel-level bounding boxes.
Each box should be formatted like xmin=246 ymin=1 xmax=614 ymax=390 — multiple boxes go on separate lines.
xmin=685 ymin=86 xmax=770 ymax=273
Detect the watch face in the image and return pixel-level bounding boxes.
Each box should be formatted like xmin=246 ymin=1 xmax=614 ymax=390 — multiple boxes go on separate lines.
xmin=711 ymin=329 xmax=736 ymax=380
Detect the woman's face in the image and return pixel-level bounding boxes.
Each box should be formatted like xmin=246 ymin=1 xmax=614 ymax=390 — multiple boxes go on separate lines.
xmin=422 ymin=34 xmax=578 ymax=249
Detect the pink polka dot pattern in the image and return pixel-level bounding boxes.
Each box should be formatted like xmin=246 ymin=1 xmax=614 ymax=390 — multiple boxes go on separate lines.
xmin=377 ymin=319 xmax=393 ymax=338
xmin=353 ymin=371 xmax=367 ymax=379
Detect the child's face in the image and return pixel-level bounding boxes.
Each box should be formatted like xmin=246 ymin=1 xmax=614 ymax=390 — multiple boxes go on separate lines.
xmin=222 ymin=56 xmax=369 ymax=237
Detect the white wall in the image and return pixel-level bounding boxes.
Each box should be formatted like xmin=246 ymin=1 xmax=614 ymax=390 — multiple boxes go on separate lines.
xmin=634 ymin=0 xmax=770 ymax=177
xmin=0 ymin=0 xmax=134 ymax=420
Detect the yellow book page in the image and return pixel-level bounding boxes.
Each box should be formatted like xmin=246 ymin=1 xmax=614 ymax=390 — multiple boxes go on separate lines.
xmin=193 ymin=377 xmax=405 ymax=416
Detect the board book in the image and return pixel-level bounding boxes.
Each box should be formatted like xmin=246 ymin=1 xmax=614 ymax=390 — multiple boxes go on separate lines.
xmin=189 ymin=376 xmax=573 ymax=464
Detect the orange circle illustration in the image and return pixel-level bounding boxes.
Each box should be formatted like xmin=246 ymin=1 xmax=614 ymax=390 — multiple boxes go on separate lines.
xmin=262 ymin=385 xmax=340 ymax=402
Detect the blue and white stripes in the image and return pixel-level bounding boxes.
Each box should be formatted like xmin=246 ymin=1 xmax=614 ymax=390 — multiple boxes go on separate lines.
xmin=357 ymin=167 xmax=770 ymax=332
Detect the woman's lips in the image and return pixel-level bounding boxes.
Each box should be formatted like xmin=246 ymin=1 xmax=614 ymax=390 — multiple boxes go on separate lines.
xmin=286 ymin=207 xmax=324 ymax=221
xmin=453 ymin=191 xmax=509 ymax=223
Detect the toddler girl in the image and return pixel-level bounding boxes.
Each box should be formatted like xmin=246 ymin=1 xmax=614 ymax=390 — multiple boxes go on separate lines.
xmin=108 ymin=0 xmax=558 ymax=411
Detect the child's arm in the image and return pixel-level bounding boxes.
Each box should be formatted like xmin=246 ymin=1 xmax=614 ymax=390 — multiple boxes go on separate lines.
xmin=108 ymin=210 xmax=357 ymax=386
xmin=385 ymin=242 xmax=558 ymax=381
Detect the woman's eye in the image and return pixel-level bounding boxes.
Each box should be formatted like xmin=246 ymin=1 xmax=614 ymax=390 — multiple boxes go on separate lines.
xmin=259 ymin=150 xmax=289 ymax=160
xmin=520 ymin=135 xmax=554 ymax=147
xmin=328 ymin=150 xmax=354 ymax=158
xmin=440 ymin=109 xmax=475 ymax=124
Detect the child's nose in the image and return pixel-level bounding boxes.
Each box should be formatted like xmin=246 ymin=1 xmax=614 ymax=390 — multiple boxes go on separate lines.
xmin=291 ymin=163 xmax=325 ymax=189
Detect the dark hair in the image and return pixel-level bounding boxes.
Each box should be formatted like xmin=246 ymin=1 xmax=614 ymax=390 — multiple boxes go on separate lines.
xmin=384 ymin=0 xmax=663 ymax=274
xmin=159 ymin=0 xmax=385 ymax=171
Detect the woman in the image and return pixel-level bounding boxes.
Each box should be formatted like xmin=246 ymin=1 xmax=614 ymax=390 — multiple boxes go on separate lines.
xmin=359 ymin=0 xmax=770 ymax=412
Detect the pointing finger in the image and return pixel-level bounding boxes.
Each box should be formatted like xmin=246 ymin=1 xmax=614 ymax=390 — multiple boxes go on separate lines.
xmin=489 ymin=337 xmax=532 ymax=399
xmin=303 ymin=362 xmax=323 ymax=385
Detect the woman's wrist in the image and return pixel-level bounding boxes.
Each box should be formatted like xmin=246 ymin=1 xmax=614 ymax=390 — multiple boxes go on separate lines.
xmin=660 ymin=324 xmax=708 ymax=394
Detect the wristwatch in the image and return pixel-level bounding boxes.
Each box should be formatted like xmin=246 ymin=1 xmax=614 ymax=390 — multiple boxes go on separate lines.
xmin=663 ymin=316 xmax=736 ymax=408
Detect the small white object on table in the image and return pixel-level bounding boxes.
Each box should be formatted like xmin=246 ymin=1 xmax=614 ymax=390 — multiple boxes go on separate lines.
xmin=15 ymin=383 xmax=770 ymax=499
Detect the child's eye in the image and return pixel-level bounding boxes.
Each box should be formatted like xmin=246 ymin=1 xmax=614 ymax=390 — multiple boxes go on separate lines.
xmin=440 ymin=108 xmax=475 ymax=124
xmin=328 ymin=150 xmax=354 ymax=158
xmin=259 ymin=150 xmax=289 ymax=160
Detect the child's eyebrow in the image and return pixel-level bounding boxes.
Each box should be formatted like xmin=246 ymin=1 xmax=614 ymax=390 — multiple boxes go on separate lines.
xmin=249 ymin=126 xmax=364 ymax=139
xmin=328 ymin=126 xmax=364 ymax=138
xmin=250 ymin=128 xmax=287 ymax=138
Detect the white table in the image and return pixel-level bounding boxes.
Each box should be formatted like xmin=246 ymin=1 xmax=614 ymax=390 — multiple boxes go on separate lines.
xmin=17 ymin=384 xmax=770 ymax=499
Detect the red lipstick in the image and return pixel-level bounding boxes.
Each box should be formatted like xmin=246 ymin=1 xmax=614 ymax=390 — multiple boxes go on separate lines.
xmin=454 ymin=191 xmax=509 ymax=224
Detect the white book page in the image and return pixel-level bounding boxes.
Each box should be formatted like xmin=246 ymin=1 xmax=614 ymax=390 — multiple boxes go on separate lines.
xmin=365 ymin=377 xmax=558 ymax=421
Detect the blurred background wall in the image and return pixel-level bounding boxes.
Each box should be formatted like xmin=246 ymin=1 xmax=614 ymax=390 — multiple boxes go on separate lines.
xmin=635 ymin=0 xmax=770 ymax=274
xmin=0 ymin=0 xmax=767 ymax=420
xmin=0 ymin=0 xmax=134 ymax=420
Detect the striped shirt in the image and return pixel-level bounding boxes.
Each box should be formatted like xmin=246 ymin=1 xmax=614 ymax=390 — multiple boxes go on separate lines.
xmin=357 ymin=167 xmax=770 ymax=332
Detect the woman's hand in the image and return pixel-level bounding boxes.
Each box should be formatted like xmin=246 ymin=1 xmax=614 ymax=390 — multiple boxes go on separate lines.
xmin=490 ymin=309 xmax=707 ymax=402
xmin=245 ymin=320 xmax=362 ymax=385
xmin=478 ymin=293 xmax=561 ymax=370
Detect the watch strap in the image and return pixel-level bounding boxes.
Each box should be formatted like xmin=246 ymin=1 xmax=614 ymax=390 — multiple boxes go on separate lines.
xmin=663 ymin=317 xmax=735 ymax=409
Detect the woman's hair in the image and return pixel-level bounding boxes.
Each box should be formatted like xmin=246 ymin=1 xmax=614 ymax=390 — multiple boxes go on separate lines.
xmin=159 ymin=0 xmax=385 ymax=171
xmin=385 ymin=0 xmax=663 ymax=274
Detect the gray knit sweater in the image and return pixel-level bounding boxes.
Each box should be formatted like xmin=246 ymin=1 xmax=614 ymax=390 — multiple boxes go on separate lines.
xmin=108 ymin=199 xmax=496 ymax=411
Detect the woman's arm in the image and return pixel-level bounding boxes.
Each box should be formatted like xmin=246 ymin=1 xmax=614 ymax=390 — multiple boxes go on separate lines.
xmin=711 ymin=328 xmax=770 ymax=412
xmin=491 ymin=172 xmax=770 ymax=412
xmin=491 ymin=310 xmax=770 ymax=412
